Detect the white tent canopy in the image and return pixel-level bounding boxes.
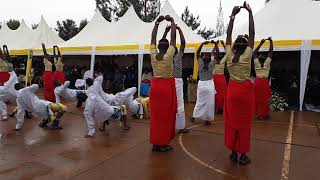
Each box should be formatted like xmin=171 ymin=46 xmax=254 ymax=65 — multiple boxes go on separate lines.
xmin=59 ymin=0 xmax=205 ymax=55
xmin=0 ymin=17 xmax=64 ymax=55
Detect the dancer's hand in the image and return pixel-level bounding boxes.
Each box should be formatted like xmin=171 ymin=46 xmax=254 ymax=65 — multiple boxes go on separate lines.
xmin=243 ymin=1 xmax=252 ymax=13
xmin=165 ymin=15 xmax=173 ymax=22
xmin=156 ymin=16 xmax=165 ymax=23
xmin=231 ymin=6 xmax=241 ymax=16
xmin=267 ymin=37 xmax=273 ymax=42
xmin=203 ymin=41 xmax=210 ymax=45
xmin=261 ymin=39 xmax=266 ymax=43
xmin=165 ymin=25 xmax=171 ymax=32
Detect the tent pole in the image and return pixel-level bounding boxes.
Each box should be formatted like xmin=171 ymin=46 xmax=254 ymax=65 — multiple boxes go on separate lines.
xmin=299 ymin=40 xmax=312 ymax=111
xmin=138 ymin=44 xmax=144 ymax=96
xmin=90 ymin=46 xmax=96 ymax=79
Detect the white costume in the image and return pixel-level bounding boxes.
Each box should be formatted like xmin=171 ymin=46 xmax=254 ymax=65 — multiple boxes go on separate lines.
xmin=0 ymin=71 xmax=18 ymax=120
xmin=75 ymin=70 xmax=91 ymax=89
xmin=84 ymin=76 xmax=120 ymax=136
xmin=54 ymin=81 xmax=86 ymax=103
xmin=175 ymin=78 xmax=185 ymax=129
xmin=15 ymin=85 xmax=53 ymax=129
xmin=193 ymin=57 xmax=216 ymax=121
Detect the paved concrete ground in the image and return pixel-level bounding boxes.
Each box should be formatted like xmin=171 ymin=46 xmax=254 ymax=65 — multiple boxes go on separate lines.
xmin=0 ymin=101 xmax=319 ymax=180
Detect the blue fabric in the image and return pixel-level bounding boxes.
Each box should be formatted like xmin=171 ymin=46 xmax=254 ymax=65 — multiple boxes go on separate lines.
xmin=140 ymin=83 xmax=150 ymax=97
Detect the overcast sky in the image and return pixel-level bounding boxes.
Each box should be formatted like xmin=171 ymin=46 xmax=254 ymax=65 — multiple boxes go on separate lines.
xmin=0 ymin=0 xmax=265 ymax=30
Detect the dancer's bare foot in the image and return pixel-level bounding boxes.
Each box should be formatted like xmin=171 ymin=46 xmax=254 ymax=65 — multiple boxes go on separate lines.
xmin=204 ymin=121 xmax=212 ymax=126
xmin=84 ymin=134 xmax=94 ymax=138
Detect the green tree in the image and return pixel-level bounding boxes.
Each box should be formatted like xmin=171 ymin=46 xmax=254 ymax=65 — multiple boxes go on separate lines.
xmin=181 ymin=6 xmax=200 ymax=31
xmin=79 ymin=19 xmax=88 ymax=31
xmin=215 ymin=0 xmax=225 ymax=37
xmin=7 ymin=19 xmax=20 ymax=30
xmin=95 ymin=0 xmax=161 ymax=22
xmin=265 ymin=0 xmax=270 ymax=3
xmin=32 ymin=23 xmax=38 ymax=29
xmin=181 ymin=6 xmax=215 ymax=40
xmin=55 ymin=19 xmax=79 ymax=41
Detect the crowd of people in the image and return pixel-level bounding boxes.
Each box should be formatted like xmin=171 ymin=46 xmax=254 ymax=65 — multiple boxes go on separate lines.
xmin=0 ymin=1 xmax=317 ymax=168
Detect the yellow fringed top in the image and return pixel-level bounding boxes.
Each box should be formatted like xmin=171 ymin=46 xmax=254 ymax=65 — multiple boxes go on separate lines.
xmin=254 ymin=57 xmax=271 ymax=78
xmin=55 ymin=57 xmax=64 ymax=71
xmin=150 ymin=44 xmax=175 ymax=78
xmin=44 ymin=58 xmax=52 ymax=72
xmin=213 ymin=56 xmax=227 ymax=75
xmin=225 ymin=45 xmax=253 ymax=82
xmin=0 ymin=58 xmax=8 ymax=72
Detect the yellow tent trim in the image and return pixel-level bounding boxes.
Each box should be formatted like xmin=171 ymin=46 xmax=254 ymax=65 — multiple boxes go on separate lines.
xmin=96 ymin=45 xmax=139 ymax=51
xmin=312 ymin=40 xmax=320 ymax=46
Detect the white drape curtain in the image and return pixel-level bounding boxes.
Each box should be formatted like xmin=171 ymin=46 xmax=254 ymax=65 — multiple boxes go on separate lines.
xmin=300 ymin=40 xmax=312 ymax=111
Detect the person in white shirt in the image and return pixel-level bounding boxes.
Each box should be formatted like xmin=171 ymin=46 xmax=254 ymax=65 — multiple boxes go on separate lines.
xmin=14 ymin=83 xmax=67 ymax=130
xmin=54 ymin=80 xmax=87 ymax=107
xmin=0 ymin=71 xmax=18 ymax=120
xmin=84 ymin=76 xmax=130 ymax=138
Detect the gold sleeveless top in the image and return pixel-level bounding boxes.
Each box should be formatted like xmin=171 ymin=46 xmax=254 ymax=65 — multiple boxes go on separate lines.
xmin=213 ymin=56 xmax=227 ymax=75
xmin=254 ymin=58 xmax=271 ymax=78
xmin=44 ymin=58 xmax=52 ymax=72
xmin=0 ymin=58 xmax=8 ymax=72
xmin=55 ymin=57 xmax=64 ymax=71
xmin=226 ymin=45 xmax=253 ymax=82
xmin=150 ymin=44 xmax=175 ymax=78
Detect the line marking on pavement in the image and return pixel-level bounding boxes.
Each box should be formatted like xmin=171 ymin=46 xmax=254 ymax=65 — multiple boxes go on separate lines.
xmin=178 ymin=124 xmax=243 ymax=180
xmin=281 ymin=111 xmax=295 ymax=180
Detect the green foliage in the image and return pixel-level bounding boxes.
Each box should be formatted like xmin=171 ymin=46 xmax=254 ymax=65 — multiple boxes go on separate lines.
xmin=7 ymin=19 xmax=20 ymax=30
xmin=95 ymin=0 xmax=161 ymax=22
xmin=270 ymin=91 xmax=288 ymax=111
xmin=215 ymin=0 xmax=225 ymax=37
xmin=55 ymin=19 xmax=88 ymax=41
xmin=32 ymin=24 xmax=38 ymax=30
xmin=181 ymin=6 xmax=215 ymax=40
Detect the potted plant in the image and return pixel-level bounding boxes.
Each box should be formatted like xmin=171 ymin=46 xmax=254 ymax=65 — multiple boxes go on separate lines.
xmin=270 ymin=91 xmax=289 ymax=111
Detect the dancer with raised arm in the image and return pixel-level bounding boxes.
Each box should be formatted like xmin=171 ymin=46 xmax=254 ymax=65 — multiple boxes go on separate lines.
xmin=191 ymin=41 xmax=216 ymax=125
xmin=162 ymin=24 xmax=189 ymax=133
xmin=53 ymin=46 xmax=65 ymax=84
xmin=42 ymin=44 xmax=55 ymax=102
xmin=149 ymin=15 xmax=177 ymax=152
xmin=253 ymin=37 xmax=273 ymax=120
xmin=224 ymin=2 xmax=255 ymax=165
xmin=212 ymin=40 xmax=227 ymax=114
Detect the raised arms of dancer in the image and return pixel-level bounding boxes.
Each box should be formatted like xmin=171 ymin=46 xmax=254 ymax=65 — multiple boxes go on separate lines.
xmin=42 ymin=43 xmax=49 ymax=59
xmin=244 ymin=1 xmax=255 ymax=49
xmin=226 ymin=6 xmax=241 ymax=46
xmin=177 ymin=26 xmax=186 ymax=53
xmin=151 ymin=16 xmax=165 ymax=45
xmin=162 ymin=25 xmax=171 ymax=39
xmin=253 ymin=39 xmax=266 ymax=59
xmin=165 ymin=15 xmax=177 ymax=47
xmin=196 ymin=41 xmax=210 ymax=60
xmin=267 ymin=37 xmax=273 ymax=59
xmin=211 ymin=41 xmax=220 ymax=61
xmin=3 ymin=45 xmax=10 ymax=61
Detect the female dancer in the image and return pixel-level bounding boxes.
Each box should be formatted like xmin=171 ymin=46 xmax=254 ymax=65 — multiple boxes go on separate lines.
xmin=212 ymin=40 xmax=227 ymax=114
xmin=192 ymin=41 xmax=216 ymax=125
xmin=149 ymin=15 xmax=177 ymax=152
xmin=0 ymin=48 xmax=10 ymax=85
xmin=224 ymin=2 xmax=255 ymax=165
xmin=53 ymin=46 xmax=65 ymax=84
xmin=253 ymin=37 xmax=273 ymax=120
xmin=42 ymin=44 xmax=55 ymax=102
xmin=162 ymin=25 xmax=189 ymax=133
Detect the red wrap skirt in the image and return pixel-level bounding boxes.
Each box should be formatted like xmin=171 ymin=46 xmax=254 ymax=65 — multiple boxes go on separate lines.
xmin=254 ymin=78 xmax=271 ymax=117
xmin=43 ymin=71 xmax=55 ymax=102
xmin=0 ymin=72 xmax=10 ymax=85
xmin=54 ymin=71 xmax=65 ymax=84
xmin=213 ymin=74 xmax=227 ymax=111
xmin=149 ymin=77 xmax=177 ymax=145
xmin=224 ymin=80 xmax=254 ymax=153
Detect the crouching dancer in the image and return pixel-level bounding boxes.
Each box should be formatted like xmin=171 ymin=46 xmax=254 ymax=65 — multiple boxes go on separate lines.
xmin=14 ymin=83 xmax=67 ymax=130
xmin=84 ymin=76 xmax=129 ymax=138
xmin=54 ymin=80 xmax=87 ymax=107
